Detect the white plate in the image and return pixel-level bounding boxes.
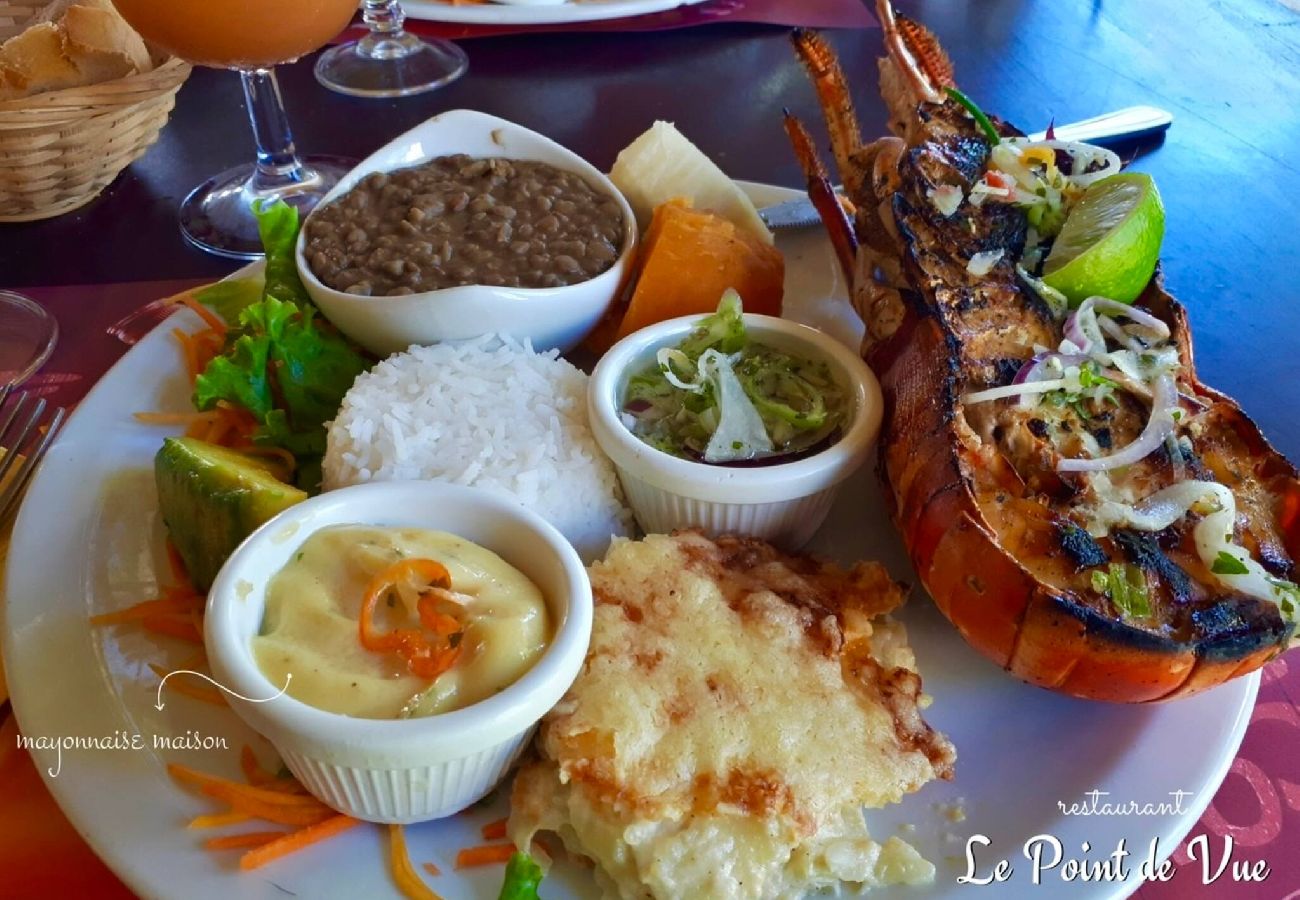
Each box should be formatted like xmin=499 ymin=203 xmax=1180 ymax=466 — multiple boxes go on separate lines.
xmin=2 ymin=182 xmax=1256 ymax=900
xmin=403 ymin=0 xmax=710 ymax=26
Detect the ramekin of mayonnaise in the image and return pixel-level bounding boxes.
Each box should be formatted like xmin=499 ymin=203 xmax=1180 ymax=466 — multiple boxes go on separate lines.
xmin=204 ymin=481 xmax=593 ymax=824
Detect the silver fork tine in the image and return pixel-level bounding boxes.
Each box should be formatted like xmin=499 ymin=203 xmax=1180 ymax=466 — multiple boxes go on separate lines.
xmin=0 ymin=404 xmax=65 ymax=523
xmin=0 ymin=392 xmax=37 ymax=491
xmin=0 ymin=386 xmax=23 ymax=452
xmin=0 ymin=394 xmax=44 ymax=490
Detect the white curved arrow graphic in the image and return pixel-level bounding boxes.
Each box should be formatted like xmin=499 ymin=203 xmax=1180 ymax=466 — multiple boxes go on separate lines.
xmin=155 ymin=670 xmax=292 ymax=711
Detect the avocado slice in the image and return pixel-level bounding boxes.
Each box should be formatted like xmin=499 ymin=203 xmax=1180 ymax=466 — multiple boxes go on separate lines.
xmin=155 ymin=437 xmax=308 ymax=590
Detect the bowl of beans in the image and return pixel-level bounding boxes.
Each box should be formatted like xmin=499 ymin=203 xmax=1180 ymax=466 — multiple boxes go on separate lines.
xmin=295 ymin=110 xmax=637 ymax=356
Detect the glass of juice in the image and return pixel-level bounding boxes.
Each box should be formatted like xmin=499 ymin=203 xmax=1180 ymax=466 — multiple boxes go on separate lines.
xmin=314 ymin=0 xmax=467 ymax=98
xmin=111 ymin=0 xmax=362 ymax=259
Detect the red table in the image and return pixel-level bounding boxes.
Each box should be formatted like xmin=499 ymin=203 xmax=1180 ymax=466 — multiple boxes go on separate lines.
xmin=2 ymin=0 xmax=1299 ymax=897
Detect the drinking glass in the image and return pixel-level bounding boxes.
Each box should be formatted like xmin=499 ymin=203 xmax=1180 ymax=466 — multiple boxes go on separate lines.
xmin=0 ymin=291 xmax=57 ymax=387
xmin=111 ymin=0 xmax=362 ymax=259
xmin=314 ymin=0 xmax=467 ymax=98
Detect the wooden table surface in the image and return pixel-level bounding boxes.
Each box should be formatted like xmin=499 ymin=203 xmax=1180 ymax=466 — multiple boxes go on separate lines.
xmin=1 ymin=0 xmax=1298 ymax=897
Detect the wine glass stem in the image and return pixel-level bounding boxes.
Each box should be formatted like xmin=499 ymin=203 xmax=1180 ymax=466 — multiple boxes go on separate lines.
xmin=240 ymin=68 xmax=308 ymax=193
xmin=364 ymin=0 xmax=406 ymax=34
xmin=360 ymin=0 xmax=419 ymax=58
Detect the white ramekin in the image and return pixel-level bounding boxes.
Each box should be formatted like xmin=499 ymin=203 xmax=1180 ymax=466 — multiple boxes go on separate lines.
xmin=295 ymin=109 xmax=637 ymax=357
xmin=587 ymin=314 xmax=883 ymax=549
xmin=204 ymin=481 xmax=592 ymax=824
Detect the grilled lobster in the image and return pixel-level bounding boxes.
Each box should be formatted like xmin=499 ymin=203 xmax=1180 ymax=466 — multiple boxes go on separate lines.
xmin=787 ymin=1 xmax=1300 ymax=702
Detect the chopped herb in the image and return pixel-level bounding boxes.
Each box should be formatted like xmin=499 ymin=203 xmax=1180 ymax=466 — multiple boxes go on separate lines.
xmin=1078 ymin=362 xmax=1118 ymax=391
xmin=1090 ymin=570 xmax=1109 ymax=593
xmin=1267 ymin=578 xmax=1300 ymax=621
xmin=1211 ymin=551 xmax=1250 ymax=576
xmin=1097 ymin=562 xmax=1151 ymax=620
xmin=449 ymin=631 xmax=463 ymax=648
xmin=295 ymin=552 xmax=304 ymax=562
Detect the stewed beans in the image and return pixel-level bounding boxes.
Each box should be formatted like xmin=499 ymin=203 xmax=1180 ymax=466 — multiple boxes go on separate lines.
xmin=303 ymin=155 xmax=625 ymax=296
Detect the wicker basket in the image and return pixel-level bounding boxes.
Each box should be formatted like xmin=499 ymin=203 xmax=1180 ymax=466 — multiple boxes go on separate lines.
xmin=0 ymin=0 xmax=191 ymax=222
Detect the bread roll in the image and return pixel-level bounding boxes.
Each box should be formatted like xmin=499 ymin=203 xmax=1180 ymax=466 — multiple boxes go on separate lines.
xmin=63 ymin=5 xmax=153 ymax=80
xmin=0 ymin=0 xmax=154 ymax=101
xmin=0 ymin=23 xmax=84 ymax=95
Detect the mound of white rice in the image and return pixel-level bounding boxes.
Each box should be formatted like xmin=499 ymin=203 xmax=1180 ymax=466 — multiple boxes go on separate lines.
xmin=323 ymin=335 xmax=634 ymax=562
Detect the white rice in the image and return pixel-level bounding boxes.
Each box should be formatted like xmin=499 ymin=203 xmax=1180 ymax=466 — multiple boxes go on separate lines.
xmin=323 ymin=335 xmax=634 ymax=562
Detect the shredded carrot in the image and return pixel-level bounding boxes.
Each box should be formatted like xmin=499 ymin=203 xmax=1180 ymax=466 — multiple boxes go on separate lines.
xmin=235 ymin=444 xmax=297 ymax=476
xmin=90 ymin=594 xmax=199 ymax=625
xmin=188 ymin=810 xmax=251 ymax=829
xmin=421 ymin=861 xmax=441 ymax=877
xmin=193 ymin=403 xmax=257 ymax=447
xmin=239 ymin=815 xmax=361 ymax=871
xmin=205 ymin=830 xmax=286 ymax=850
xmin=148 ymin=664 xmax=226 ymax=706
xmin=166 ymin=764 xmax=329 ymax=827
xmin=208 ymin=792 xmax=336 ymax=827
xmin=176 ymin=294 xmax=228 ymax=335
xmin=235 ymin=746 xmax=305 ymax=794
xmin=174 ymin=328 xmax=199 ymax=379
xmin=140 ymin=614 xmax=203 ymax=643
xmin=200 ymin=781 xmax=331 ymax=809
xmin=454 ymin=843 xmax=516 ymax=869
xmin=240 ymin=745 xmax=276 ymax=786
xmin=389 ymin=824 xmax=442 ymax=900
xmin=480 ymin=817 xmax=509 ymax=841
xmin=170 ymin=765 xmax=327 ymax=809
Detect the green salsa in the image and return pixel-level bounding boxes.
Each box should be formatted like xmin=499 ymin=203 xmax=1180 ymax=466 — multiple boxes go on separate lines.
xmin=620 ymin=292 xmax=846 ymax=464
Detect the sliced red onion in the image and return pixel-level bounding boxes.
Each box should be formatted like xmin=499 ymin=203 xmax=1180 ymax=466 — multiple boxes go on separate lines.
xmin=1099 ymin=316 xmax=1144 ymax=352
xmin=1084 ymin=296 xmax=1170 ymax=338
xmin=963 ymin=378 xmax=1070 ymax=405
xmin=624 ymin=398 xmax=653 ymax=415
xmin=1099 ymin=367 xmax=1152 ymax=399
xmin=1062 ymin=307 xmax=1102 ymax=354
xmin=1058 ymin=374 xmax=1178 ymax=472
xmin=1001 ymin=138 xmax=1122 ymax=186
xmin=1010 ymin=351 xmax=1087 ymax=392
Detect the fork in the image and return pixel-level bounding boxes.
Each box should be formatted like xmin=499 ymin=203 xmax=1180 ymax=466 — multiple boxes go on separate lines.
xmin=0 ymin=384 xmax=67 ymax=524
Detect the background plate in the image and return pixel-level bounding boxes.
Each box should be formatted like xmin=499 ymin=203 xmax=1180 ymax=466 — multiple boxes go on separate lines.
xmin=402 ymin=0 xmax=711 ymax=26
xmin=2 ymin=183 xmax=1257 ymax=899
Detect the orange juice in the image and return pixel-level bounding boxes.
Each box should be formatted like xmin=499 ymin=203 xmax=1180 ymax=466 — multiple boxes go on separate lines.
xmin=112 ymin=0 xmax=360 ymax=69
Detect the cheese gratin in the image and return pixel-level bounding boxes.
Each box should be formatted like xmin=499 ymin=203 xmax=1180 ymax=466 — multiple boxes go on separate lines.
xmin=509 ymin=531 xmax=955 ymax=899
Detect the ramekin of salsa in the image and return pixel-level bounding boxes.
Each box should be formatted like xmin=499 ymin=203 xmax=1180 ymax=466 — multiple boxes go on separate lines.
xmin=587 ymin=293 xmax=884 ymax=549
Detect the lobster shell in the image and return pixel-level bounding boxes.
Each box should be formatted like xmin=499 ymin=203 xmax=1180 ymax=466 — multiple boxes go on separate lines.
xmin=790 ymin=12 xmax=1299 ymax=702
xmin=871 ymin=275 xmax=1295 ymax=702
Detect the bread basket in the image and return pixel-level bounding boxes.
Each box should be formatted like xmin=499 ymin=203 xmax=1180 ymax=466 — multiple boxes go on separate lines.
xmin=0 ymin=0 xmax=191 ymax=222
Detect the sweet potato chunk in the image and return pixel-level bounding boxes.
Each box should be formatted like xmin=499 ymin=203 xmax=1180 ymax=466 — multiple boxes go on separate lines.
xmin=587 ymin=199 xmax=784 ymax=352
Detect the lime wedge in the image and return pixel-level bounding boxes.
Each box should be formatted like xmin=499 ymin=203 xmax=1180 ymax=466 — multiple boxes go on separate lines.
xmin=1042 ymin=172 xmax=1165 ymax=306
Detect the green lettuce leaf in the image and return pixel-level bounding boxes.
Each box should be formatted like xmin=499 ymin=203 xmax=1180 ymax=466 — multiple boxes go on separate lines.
xmin=678 ymin=288 xmax=746 ymax=359
xmin=193 ymin=296 xmax=367 ymax=481
xmin=191 ymin=202 xmax=368 ymax=492
xmin=192 ymin=277 xmax=265 ymax=323
xmin=253 ymin=199 xmax=311 ymax=306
